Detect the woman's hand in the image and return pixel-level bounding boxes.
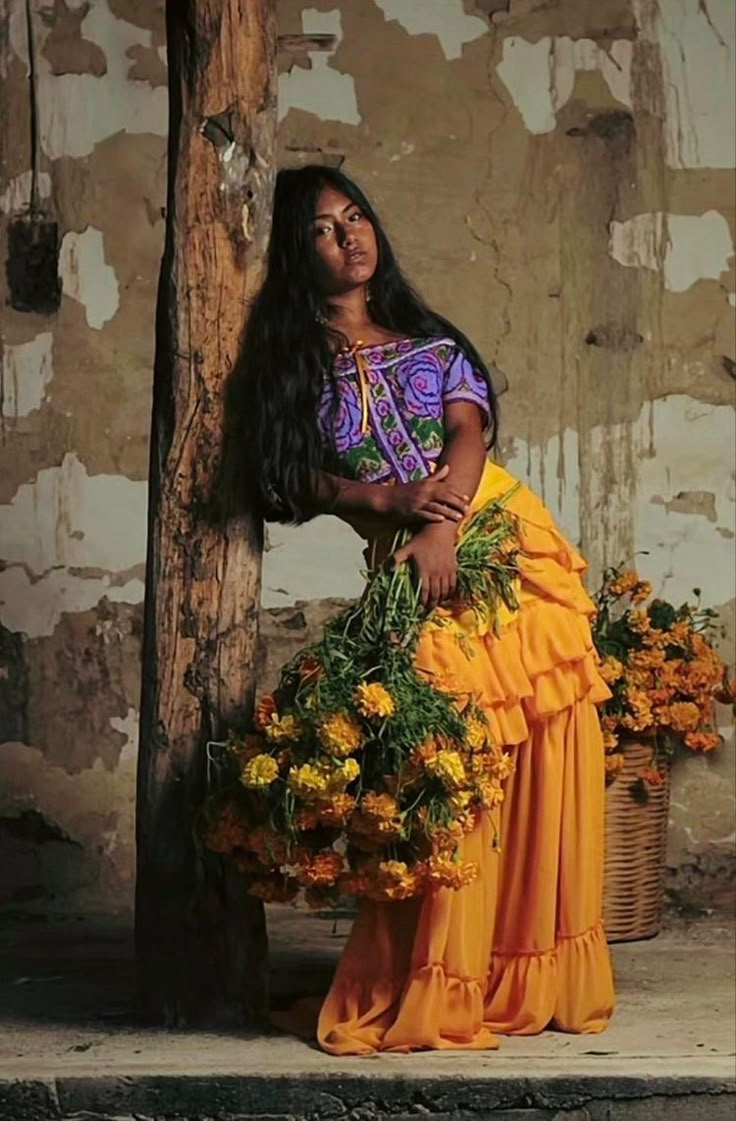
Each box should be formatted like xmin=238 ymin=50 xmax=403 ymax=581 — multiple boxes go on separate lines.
xmin=384 ymin=465 xmax=469 ymax=525
xmin=392 ymin=521 xmax=458 ymax=611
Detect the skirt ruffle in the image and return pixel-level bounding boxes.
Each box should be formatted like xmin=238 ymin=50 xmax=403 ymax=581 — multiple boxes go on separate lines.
xmin=317 ymin=462 xmax=616 ymax=1055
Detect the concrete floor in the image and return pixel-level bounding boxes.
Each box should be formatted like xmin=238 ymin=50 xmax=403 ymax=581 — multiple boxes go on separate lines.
xmin=0 ymin=907 xmax=733 ymax=1077
xmin=0 ymin=909 xmax=734 ymax=1119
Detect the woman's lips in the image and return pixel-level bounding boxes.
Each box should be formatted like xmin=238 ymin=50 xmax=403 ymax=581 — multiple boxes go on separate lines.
xmin=346 ymin=249 xmax=366 ymax=262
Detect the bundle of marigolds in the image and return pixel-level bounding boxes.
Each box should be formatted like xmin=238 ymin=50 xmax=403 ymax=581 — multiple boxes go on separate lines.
xmin=592 ymin=565 xmax=734 ymax=790
xmin=200 ymin=493 xmax=521 ymax=908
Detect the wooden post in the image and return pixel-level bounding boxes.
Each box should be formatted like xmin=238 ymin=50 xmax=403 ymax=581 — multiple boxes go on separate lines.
xmin=136 ymin=0 xmax=277 ymax=1026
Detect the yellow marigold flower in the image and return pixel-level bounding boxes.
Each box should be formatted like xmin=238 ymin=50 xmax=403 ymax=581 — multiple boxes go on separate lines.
xmin=667 ymin=701 xmax=701 ymax=732
xmin=336 ymin=757 xmax=361 ymax=785
xmin=602 ymin=730 xmax=619 ymax=751
xmin=318 ymin=712 xmax=363 ymax=757
xmin=609 ymin=570 xmax=640 ymax=597
xmin=354 ymin=681 xmax=396 ymax=719
xmin=254 ymin=693 xmax=277 ymax=730
xmin=465 ymin=713 xmax=490 ymax=751
xmin=241 ymin=753 xmax=279 ymax=788
xmin=684 ymin=730 xmax=721 ymax=752
xmin=288 ymin=762 xmax=328 ymax=799
xmin=599 ymin=656 xmax=624 ymax=685
xmin=264 ymin=713 xmax=301 ymax=742
xmin=604 ymin=752 xmax=625 ymax=777
xmin=476 ymin=777 xmax=504 ymax=809
xmin=427 ymin=854 xmax=479 ymax=890
xmin=493 ymin=751 xmax=515 ymax=780
xmin=373 ymin=860 xmax=421 ymax=901
xmin=427 ymin=749 xmax=467 ymax=790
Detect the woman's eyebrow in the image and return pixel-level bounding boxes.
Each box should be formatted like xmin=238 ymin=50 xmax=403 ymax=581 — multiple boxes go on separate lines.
xmin=313 ymin=202 xmax=360 ymax=221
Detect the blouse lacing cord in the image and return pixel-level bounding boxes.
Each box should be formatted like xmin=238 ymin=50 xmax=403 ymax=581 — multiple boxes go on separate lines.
xmin=340 ymin=340 xmax=371 ymax=435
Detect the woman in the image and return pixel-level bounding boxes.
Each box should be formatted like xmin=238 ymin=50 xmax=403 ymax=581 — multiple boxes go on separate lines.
xmin=243 ymin=165 xmax=615 ymax=1055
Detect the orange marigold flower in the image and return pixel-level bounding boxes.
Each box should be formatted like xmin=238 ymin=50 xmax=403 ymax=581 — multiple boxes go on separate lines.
xmin=602 ymin=730 xmax=619 ymax=751
xmin=641 ymin=768 xmax=667 ymax=787
xmin=426 ymin=854 xmax=479 ymax=890
xmin=318 ymin=793 xmax=356 ymax=827
xmin=294 ymin=808 xmax=320 ymax=831
xmin=247 ymin=826 xmax=289 ymax=868
xmin=248 ymin=875 xmax=299 ymax=903
xmin=410 ymin=736 xmax=439 ymax=770
xmin=604 ymin=752 xmax=625 ymax=777
xmin=629 ymin=648 xmax=666 ymax=671
xmin=298 ymin=654 xmax=324 ymax=684
xmin=684 ymin=730 xmax=721 ymax=752
xmin=254 ymin=693 xmax=277 ymax=730
xmin=361 ymin=791 xmax=400 ymax=821
xmin=599 ymin=656 xmax=624 ymax=684
xmin=202 ymin=803 xmax=250 ymax=854
xmin=631 ymin=580 xmax=653 ymax=604
xmin=609 ymin=570 xmax=640 ymax=597
xmin=667 ymin=701 xmax=701 ymax=732
xmin=629 ymin=610 xmax=651 ymax=635
xmin=296 ymin=850 xmax=344 ymax=887
xmin=338 ymin=868 xmax=374 ymax=897
xmin=229 ymin=733 xmax=265 ymax=764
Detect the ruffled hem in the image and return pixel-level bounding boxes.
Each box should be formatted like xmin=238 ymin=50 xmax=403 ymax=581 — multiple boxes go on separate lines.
xmin=415 ymin=462 xmax=611 ymax=746
xmin=485 ymin=920 xmax=615 ymax=1035
xmin=318 ymin=962 xmax=500 ymax=1054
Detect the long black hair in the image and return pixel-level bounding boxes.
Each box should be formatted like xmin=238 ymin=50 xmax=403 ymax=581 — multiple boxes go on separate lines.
xmin=240 ymin=165 xmax=499 ymax=523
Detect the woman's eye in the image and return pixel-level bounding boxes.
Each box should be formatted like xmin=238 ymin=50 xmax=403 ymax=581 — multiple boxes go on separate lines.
xmin=315 ymin=224 xmax=333 ymax=237
xmin=348 ymin=211 xmax=362 ymax=223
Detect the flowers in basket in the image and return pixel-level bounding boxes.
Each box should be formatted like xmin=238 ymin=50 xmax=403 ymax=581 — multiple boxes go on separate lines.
xmin=200 ymin=492 xmax=522 ymax=908
xmin=592 ymin=565 xmax=734 ymax=792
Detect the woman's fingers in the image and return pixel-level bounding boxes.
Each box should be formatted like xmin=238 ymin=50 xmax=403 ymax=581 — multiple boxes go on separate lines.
xmin=425 ymin=501 xmax=463 ymax=521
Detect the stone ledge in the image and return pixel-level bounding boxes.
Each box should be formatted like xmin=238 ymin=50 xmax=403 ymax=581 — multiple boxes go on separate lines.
xmin=1 ymin=1073 xmax=734 ymax=1121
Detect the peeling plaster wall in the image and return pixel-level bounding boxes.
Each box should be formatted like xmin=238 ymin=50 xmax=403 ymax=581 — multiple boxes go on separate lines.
xmin=0 ymin=0 xmax=734 ymax=918
xmin=0 ymin=0 xmax=165 ymax=917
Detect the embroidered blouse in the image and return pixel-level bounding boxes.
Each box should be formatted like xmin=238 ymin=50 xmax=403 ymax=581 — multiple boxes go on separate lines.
xmin=318 ymin=336 xmax=490 ymax=485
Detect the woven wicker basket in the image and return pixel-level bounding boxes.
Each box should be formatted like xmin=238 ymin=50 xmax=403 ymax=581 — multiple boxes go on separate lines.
xmin=603 ymin=739 xmax=671 ymax=943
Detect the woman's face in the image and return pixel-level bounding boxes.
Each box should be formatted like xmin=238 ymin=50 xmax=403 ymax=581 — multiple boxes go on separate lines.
xmin=312 ymin=184 xmax=378 ymax=296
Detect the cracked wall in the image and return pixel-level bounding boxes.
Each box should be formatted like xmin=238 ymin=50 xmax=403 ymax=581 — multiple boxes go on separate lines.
xmin=1 ymin=0 xmax=734 ymax=917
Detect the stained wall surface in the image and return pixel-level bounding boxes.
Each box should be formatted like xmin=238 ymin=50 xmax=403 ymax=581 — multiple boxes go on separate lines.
xmin=0 ymin=0 xmax=734 ymax=917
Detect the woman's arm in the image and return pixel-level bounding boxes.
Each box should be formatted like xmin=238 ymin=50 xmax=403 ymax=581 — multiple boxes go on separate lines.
xmin=393 ymin=402 xmax=487 ymax=609
xmin=310 ymin=463 xmax=471 ymax=527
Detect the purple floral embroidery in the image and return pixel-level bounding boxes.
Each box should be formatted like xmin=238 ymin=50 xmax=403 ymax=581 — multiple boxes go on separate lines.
xmin=402 ymin=351 xmax=444 ymax=416
xmin=319 ymin=337 xmax=490 ymax=484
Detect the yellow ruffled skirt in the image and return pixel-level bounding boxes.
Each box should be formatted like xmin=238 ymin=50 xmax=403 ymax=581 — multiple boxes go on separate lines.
xmin=317 ymin=461 xmax=616 ymax=1054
